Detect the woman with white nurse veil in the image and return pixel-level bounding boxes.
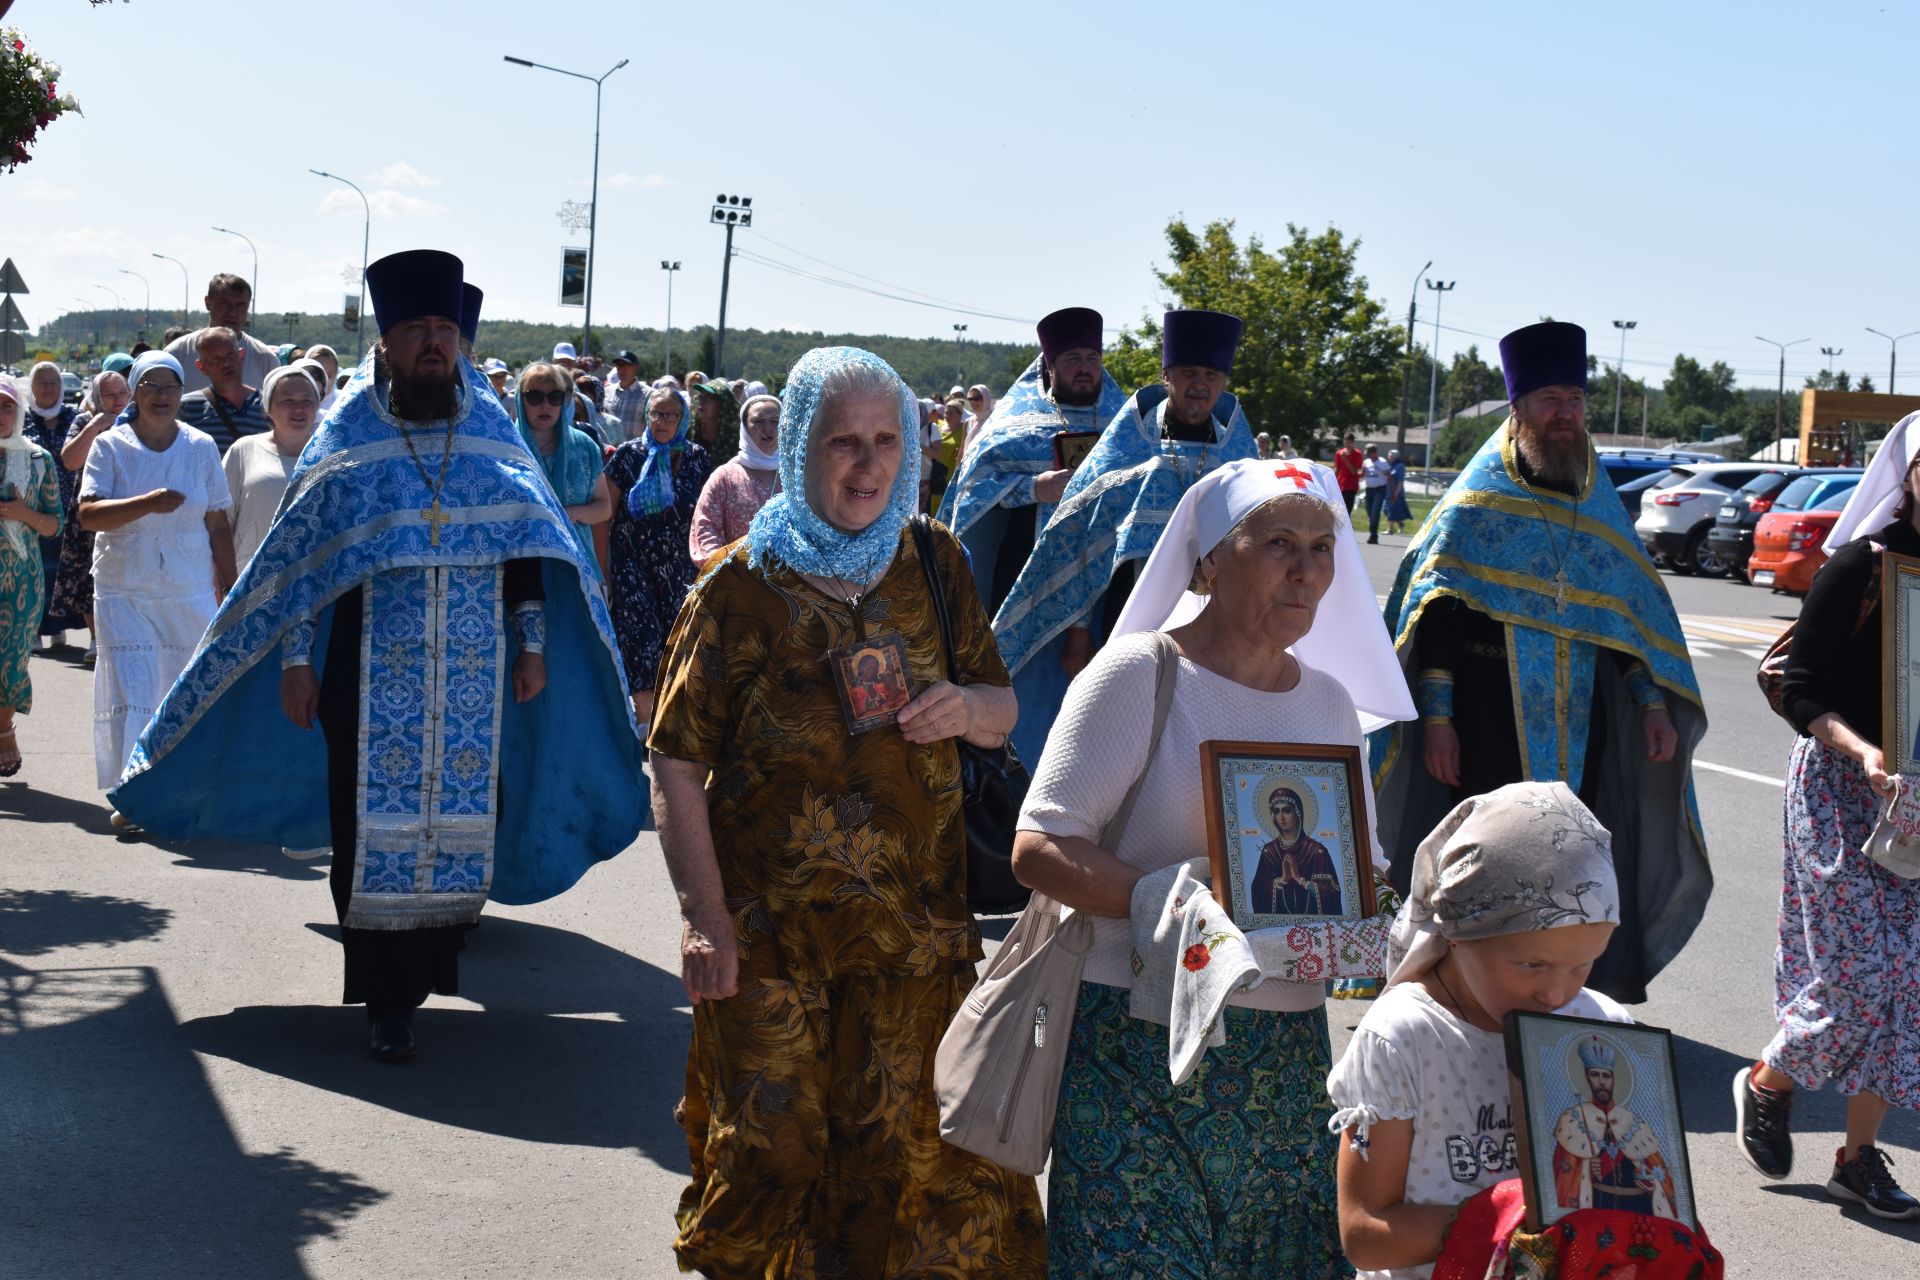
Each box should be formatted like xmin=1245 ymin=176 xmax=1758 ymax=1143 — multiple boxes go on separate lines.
xmin=1012 ymin=456 xmax=1413 ymax=1276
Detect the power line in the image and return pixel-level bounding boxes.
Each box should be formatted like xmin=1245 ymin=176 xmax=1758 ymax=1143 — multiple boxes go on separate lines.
xmin=731 ymin=247 xmax=1038 ymax=326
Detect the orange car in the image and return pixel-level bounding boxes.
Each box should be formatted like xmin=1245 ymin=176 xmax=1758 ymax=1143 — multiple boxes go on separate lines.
xmin=1747 ymin=488 xmax=1853 ymax=594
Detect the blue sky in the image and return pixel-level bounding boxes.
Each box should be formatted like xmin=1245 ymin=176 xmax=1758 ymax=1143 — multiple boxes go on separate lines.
xmin=7 ymin=0 xmax=1917 ymax=388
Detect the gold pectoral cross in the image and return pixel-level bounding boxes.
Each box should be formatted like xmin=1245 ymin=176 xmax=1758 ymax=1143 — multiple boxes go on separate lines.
xmin=422 ymin=498 xmax=451 ymax=546
xmin=1553 ymin=567 xmax=1569 ymax=611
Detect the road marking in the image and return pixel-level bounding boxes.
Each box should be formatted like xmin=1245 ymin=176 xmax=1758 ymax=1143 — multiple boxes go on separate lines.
xmin=1695 ymin=759 xmax=1784 ymax=787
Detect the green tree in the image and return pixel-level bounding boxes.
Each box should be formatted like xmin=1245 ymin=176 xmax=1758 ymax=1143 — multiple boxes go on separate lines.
xmin=1112 ymin=218 xmax=1403 ymax=455
xmin=1441 ymin=344 xmax=1504 ymax=418
xmin=1657 ymin=354 xmax=1737 ymax=440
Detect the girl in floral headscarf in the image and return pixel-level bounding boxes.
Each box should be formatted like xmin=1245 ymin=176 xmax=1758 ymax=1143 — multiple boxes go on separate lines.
xmin=649 ymin=347 xmax=1038 ymax=1278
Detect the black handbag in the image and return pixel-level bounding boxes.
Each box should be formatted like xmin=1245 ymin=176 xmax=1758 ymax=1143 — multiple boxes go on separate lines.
xmin=910 ymin=515 xmax=1034 ymax=915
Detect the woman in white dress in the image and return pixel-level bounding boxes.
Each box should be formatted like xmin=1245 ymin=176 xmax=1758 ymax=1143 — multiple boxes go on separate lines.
xmin=77 ymin=352 xmax=237 ymax=815
xmin=223 ymin=365 xmax=319 ymax=569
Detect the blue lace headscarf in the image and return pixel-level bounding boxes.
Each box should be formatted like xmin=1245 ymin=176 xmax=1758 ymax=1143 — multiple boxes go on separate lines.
xmin=744 ymin=346 xmax=921 ymax=581
xmin=624 ymin=386 xmax=692 ymax=518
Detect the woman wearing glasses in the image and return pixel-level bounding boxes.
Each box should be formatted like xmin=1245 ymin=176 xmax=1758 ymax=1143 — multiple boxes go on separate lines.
xmin=606 ymin=385 xmax=709 ymax=725
xmin=515 ymin=362 xmax=612 ymax=573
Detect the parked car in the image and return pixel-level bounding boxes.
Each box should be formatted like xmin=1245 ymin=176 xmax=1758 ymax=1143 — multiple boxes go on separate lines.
xmin=1633 ymin=461 xmax=1796 ymax=576
xmin=1706 ymin=468 xmax=1860 ymax=581
xmin=61 ymin=371 xmax=84 ymax=405
xmin=1596 ymin=447 xmax=1720 ymax=490
xmin=1615 ymin=468 xmax=1676 ymax=520
xmin=1748 ymin=486 xmax=1858 ymax=594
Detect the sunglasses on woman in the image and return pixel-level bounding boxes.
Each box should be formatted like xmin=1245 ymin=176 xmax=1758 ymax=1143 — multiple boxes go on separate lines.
xmin=520 ymin=388 xmax=568 ymax=407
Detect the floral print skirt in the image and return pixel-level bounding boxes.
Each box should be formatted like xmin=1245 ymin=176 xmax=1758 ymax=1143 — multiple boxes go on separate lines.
xmin=1763 ymin=736 xmax=1920 ymax=1107
xmin=1048 ymin=982 xmax=1350 ymax=1279
xmin=674 ymin=969 xmax=1046 ymax=1279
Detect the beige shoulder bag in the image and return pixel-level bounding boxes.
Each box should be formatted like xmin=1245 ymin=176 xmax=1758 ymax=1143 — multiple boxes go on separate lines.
xmin=933 ymin=632 xmax=1180 ymax=1174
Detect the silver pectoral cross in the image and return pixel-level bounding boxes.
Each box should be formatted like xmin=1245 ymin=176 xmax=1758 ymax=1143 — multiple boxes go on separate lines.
xmin=1553 ymin=567 xmax=1569 ymax=611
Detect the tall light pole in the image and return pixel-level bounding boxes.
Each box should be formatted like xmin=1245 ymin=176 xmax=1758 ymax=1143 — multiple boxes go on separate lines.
xmin=1756 ymin=335 xmax=1809 ymax=460
xmin=151 ymin=253 xmax=190 ymax=326
xmin=118 ymin=268 xmax=150 ymax=341
xmin=504 ymin=55 xmax=628 ymax=360
xmin=710 ymin=194 xmax=753 ymax=376
xmin=953 ymin=323 xmax=969 ymax=385
xmin=1820 ymin=345 xmax=1844 ymax=387
xmin=1866 ymin=327 xmax=1920 ymax=394
xmin=210 ymin=226 xmax=259 ymax=314
xmin=93 ymin=283 xmax=121 ymax=308
xmin=660 ymin=260 xmax=681 ymax=377
xmin=1423 ymin=278 xmax=1455 ymax=462
xmin=1611 ymin=320 xmax=1637 ymax=442
xmin=310 ymin=169 xmax=370 ymax=363
xmin=1395 ymin=259 xmax=1431 ymax=457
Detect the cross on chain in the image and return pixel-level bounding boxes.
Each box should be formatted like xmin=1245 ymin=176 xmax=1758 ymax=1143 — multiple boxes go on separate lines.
xmin=421 ymin=498 xmax=452 ymax=546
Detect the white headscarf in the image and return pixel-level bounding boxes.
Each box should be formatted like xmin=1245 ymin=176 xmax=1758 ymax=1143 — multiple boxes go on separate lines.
xmin=1825 ymin=410 xmax=1920 ymax=552
xmin=1109 ymin=456 xmax=1415 ymax=730
xmin=27 ymin=361 xmax=63 ymax=417
xmin=0 ymin=376 xmax=39 ymax=557
xmin=736 ymin=393 xmax=781 ymax=472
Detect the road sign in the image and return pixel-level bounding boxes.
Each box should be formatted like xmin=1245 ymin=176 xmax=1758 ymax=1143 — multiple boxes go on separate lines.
xmin=0 ymin=259 xmax=27 ymax=294
xmin=0 ymin=297 xmax=25 ymax=331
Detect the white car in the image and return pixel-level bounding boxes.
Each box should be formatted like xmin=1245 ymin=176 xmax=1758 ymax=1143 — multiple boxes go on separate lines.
xmin=1633 ymin=462 xmax=1795 ymax=576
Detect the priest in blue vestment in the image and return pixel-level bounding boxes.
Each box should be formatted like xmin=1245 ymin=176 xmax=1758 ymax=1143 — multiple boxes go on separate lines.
xmin=112 ymin=249 xmax=648 ymax=1060
xmin=937 ymin=306 xmax=1126 ymax=616
xmin=992 ymin=309 xmax=1255 ymax=766
xmin=1368 ymin=321 xmax=1710 ymax=1003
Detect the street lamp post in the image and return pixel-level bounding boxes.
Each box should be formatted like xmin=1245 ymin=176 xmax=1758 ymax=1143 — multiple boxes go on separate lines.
xmin=310 ymin=170 xmax=370 ymax=363
xmin=953 ymin=323 xmax=968 ymax=385
xmin=151 ymin=253 xmax=190 ymax=326
xmin=1423 ymin=278 xmax=1456 ymax=463
xmin=1820 ymin=346 xmax=1844 ymax=387
xmin=1756 ymin=335 xmax=1810 ymax=460
xmin=1866 ymin=327 xmax=1920 ymax=394
xmin=118 ymin=268 xmax=150 ymax=341
xmin=210 ymin=226 xmax=259 ymax=314
xmin=660 ymin=261 xmax=681 ymax=377
xmin=1394 ymin=260 xmax=1431 ymax=457
xmin=710 ymin=194 xmax=753 ymax=376
xmin=504 ymin=55 xmax=628 ymax=361
xmin=1611 ymin=320 xmax=1637 ymax=443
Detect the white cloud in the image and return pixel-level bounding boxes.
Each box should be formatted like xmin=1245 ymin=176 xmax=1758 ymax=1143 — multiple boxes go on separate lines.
xmin=20 ymin=180 xmax=76 ymax=203
xmin=370 ymin=161 xmax=441 ymax=189
xmin=605 ymin=172 xmax=672 ymax=190
xmin=320 ymin=189 xmax=447 ymax=218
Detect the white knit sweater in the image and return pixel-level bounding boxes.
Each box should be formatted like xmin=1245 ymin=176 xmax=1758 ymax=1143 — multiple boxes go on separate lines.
xmin=1018 ymin=631 xmax=1385 ymax=1012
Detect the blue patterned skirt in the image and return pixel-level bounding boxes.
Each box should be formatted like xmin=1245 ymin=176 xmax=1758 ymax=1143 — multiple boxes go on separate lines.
xmin=1048 ymin=982 xmax=1351 ymax=1279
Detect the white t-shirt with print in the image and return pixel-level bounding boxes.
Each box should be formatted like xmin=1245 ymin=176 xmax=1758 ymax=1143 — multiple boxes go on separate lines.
xmin=1325 ymin=982 xmax=1633 ymax=1280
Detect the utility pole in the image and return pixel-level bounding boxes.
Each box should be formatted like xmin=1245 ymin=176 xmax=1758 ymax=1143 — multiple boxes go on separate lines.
xmin=310 ymin=170 xmax=370 ymax=362
xmin=1611 ymin=320 xmax=1636 ymax=444
xmin=118 ymin=268 xmax=150 ymax=343
xmin=152 ymin=253 xmax=190 ymax=325
xmin=211 ymin=226 xmax=259 ymax=315
xmin=953 ymin=323 xmax=968 ymax=385
xmin=1821 ymin=345 xmax=1844 ymax=388
xmin=1756 ymin=335 xmax=1809 ymax=460
xmin=1395 ymin=260 xmax=1431 ymax=457
xmin=1423 ymin=278 xmax=1455 ymax=464
xmin=660 ymin=261 xmax=681 ymax=377
xmin=1866 ymin=327 xmax=1920 ymax=394
xmin=710 ymin=195 xmax=753 ymax=377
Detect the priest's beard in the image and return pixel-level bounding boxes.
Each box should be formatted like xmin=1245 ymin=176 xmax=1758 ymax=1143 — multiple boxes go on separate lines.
xmin=1514 ymin=417 xmax=1589 ymax=492
xmin=1046 ymin=369 xmax=1101 ymax=408
xmin=377 ymin=347 xmax=460 ymax=422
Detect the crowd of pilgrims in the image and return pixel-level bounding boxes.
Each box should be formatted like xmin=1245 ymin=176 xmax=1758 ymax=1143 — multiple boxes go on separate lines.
xmin=3 ymin=257 xmax=1914 ymax=1279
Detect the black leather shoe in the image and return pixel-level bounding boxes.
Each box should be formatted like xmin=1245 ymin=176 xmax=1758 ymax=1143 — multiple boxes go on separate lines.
xmin=1828 ymin=1145 xmax=1920 ymax=1220
xmin=368 ymin=1015 xmax=416 ymax=1063
xmin=1733 ymin=1065 xmax=1793 ymax=1179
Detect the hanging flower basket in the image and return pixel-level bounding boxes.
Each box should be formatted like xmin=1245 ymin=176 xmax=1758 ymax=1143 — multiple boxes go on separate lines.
xmin=1 ymin=29 xmax=82 ymax=172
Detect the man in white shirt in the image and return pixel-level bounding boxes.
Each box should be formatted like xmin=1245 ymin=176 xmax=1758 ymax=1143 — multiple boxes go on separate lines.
xmin=163 ymin=273 xmax=282 ymax=393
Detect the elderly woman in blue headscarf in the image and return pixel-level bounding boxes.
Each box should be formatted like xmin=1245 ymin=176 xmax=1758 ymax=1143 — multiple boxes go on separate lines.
xmin=513 ymin=361 xmax=611 ymax=573
xmin=605 ymin=383 xmax=709 ymax=724
xmin=76 ymin=351 xmax=236 ymax=810
xmin=648 ymin=346 xmax=1042 ymax=1278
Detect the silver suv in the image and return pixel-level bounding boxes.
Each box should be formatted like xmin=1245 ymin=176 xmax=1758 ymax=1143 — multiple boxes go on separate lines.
xmin=1633 ymin=462 xmax=1795 ymax=576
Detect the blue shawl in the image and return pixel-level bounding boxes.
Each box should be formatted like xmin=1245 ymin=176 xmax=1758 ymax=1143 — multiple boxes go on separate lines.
xmin=626 ymin=388 xmax=690 ymax=518
xmin=517 ymin=385 xmax=605 ymax=566
xmin=991 ymin=383 xmax=1255 ymax=675
xmin=110 ymin=353 xmax=649 ymax=905
xmin=743 ymin=346 xmax=921 ymax=582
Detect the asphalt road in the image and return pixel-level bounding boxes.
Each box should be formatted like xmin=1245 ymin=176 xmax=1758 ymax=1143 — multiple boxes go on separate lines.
xmin=1 ymin=528 xmax=1913 ymax=1278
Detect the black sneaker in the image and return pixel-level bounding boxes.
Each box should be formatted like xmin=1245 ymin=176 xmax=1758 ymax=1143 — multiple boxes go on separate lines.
xmin=1733 ymin=1064 xmax=1793 ymax=1179
xmin=1828 ymin=1145 xmax=1920 ymax=1220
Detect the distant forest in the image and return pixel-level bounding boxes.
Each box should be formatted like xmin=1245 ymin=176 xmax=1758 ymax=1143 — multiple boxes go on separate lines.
xmin=30 ymin=308 xmax=1037 ymax=398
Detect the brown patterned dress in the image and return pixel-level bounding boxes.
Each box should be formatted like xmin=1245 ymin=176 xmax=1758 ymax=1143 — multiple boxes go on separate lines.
xmin=649 ymin=520 xmax=1045 ymax=1280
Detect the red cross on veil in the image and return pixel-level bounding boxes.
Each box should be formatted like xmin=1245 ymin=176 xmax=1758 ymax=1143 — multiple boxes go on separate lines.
xmin=1272 ymin=465 xmax=1315 ymax=490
